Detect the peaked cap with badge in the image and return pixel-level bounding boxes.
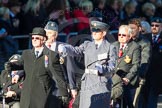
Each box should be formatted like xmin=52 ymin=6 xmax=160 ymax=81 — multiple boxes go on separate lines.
xmin=91 ymin=21 xmax=109 ymax=32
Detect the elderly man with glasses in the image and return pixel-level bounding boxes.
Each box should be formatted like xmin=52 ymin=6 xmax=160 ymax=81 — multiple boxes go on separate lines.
xmin=19 ymin=27 xmax=67 ymax=108
xmin=112 ymin=25 xmax=140 ymax=108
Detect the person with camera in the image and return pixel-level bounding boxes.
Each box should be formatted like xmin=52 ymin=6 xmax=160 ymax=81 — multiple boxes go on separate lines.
xmin=0 ymin=54 xmax=24 ymax=108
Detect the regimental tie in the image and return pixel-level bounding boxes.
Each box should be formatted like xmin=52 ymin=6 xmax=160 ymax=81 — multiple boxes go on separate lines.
xmin=152 ymin=35 xmax=157 ymax=44
xmin=118 ymin=44 xmax=124 ymax=57
xmin=35 ymin=51 xmax=39 ymax=58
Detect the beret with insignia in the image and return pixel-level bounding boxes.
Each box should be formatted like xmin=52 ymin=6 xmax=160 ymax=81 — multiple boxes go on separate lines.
xmin=151 ymin=17 xmax=162 ymax=23
xmin=44 ymin=21 xmax=58 ymax=31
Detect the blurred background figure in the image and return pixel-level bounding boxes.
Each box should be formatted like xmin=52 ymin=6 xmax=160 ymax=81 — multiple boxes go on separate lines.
xmin=140 ymin=20 xmax=151 ymax=34
xmin=0 ymin=6 xmax=18 ymax=72
xmin=0 ymin=54 xmax=24 ymax=108
xmin=103 ymin=0 xmax=120 ymax=30
xmin=141 ymin=2 xmax=156 ymax=23
xmin=120 ymin=0 xmax=137 ymax=24
xmin=20 ymin=0 xmax=47 ymax=34
xmin=7 ymin=0 xmax=21 ymax=35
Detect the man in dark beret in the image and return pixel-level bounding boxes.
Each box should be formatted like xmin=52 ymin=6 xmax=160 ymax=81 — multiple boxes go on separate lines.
xmin=143 ymin=17 xmax=162 ymax=108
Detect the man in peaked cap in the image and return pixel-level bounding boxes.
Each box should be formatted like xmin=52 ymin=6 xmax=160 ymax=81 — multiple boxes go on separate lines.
xmin=19 ymin=27 xmax=68 ymax=108
xmin=58 ymin=20 xmax=117 ymax=108
xmin=90 ymin=20 xmax=109 ymax=32
xmin=44 ymin=21 xmax=77 ymax=108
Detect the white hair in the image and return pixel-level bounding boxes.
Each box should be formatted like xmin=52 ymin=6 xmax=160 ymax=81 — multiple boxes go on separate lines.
xmin=119 ymin=25 xmax=132 ymax=36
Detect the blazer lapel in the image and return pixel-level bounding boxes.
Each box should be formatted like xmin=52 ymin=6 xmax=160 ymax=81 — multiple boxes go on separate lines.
xmin=31 ymin=48 xmax=37 ymax=59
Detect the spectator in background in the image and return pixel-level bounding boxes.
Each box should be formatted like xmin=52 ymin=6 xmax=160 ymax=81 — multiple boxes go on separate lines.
xmin=120 ymin=0 xmax=137 ymax=24
xmin=20 ymin=0 xmax=47 ymax=34
xmin=45 ymin=0 xmax=72 ymax=34
xmin=91 ymin=0 xmax=106 ymax=20
xmin=0 ymin=6 xmax=18 ymax=72
xmin=141 ymin=20 xmax=151 ymax=35
xmin=72 ymin=0 xmax=93 ymax=32
xmin=0 ymin=0 xmax=9 ymax=7
xmin=141 ymin=2 xmax=156 ymax=23
xmin=103 ymin=0 xmax=120 ymax=30
xmin=0 ymin=6 xmax=12 ymax=34
xmin=7 ymin=0 xmax=21 ymax=35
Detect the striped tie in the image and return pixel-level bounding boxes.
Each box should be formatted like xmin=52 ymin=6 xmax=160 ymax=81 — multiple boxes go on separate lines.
xmin=118 ymin=44 xmax=124 ymax=57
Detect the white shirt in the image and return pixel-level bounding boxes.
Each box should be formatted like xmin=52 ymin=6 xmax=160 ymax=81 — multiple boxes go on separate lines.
xmin=50 ymin=42 xmax=57 ymax=51
xmin=152 ymin=34 xmax=160 ymax=42
xmin=35 ymin=47 xmax=44 ymax=57
xmin=120 ymin=43 xmax=127 ymax=50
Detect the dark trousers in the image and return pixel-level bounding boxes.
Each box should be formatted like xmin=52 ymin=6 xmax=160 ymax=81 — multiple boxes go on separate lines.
xmin=122 ymin=85 xmax=136 ymax=108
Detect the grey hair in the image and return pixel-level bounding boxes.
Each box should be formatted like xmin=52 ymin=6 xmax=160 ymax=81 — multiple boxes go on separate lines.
xmin=142 ymin=2 xmax=156 ymax=13
xmin=119 ymin=25 xmax=132 ymax=36
xmin=141 ymin=21 xmax=151 ymax=33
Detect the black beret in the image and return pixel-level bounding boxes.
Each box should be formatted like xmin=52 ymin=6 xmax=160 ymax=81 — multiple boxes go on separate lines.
xmin=151 ymin=17 xmax=162 ymax=23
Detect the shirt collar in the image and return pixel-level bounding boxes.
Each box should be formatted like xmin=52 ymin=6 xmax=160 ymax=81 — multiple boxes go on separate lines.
xmin=35 ymin=47 xmax=44 ymax=57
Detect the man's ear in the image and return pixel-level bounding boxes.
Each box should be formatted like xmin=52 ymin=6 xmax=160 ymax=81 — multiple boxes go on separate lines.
xmin=55 ymin=32 xmax=58 ymax=39
xmin=139 ymin=26 xmax=142 ymax=32
xmin=102 ymin=31 xmax=107 ymax=37
xmin=43 ymin=37 xmax=47 ymax=42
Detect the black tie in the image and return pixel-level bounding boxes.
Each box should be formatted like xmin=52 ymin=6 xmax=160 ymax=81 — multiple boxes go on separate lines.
xmin=36 ymin=51 xmax=39 ymax=58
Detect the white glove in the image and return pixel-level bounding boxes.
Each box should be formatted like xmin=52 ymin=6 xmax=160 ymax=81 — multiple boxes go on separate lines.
xmin=95 ymin=63 xmax=103 ymax=74
xmin=58 ymin=44 xmax=67 ymax=57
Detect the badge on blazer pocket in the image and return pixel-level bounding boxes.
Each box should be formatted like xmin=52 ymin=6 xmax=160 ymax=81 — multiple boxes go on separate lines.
xmin=124 ymin=55 xmax=131 ymax=63
xmin=159 ymin=45 xmax=162 ymax=53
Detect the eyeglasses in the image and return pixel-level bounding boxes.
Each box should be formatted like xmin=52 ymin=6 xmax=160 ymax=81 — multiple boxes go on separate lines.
xmin=151 ymin=24 xmax=160 ymax=27
xmin=118 ymin=34 xmax=127 ymax=37
xmin=32 ymin=37 xmax=41 ymax=40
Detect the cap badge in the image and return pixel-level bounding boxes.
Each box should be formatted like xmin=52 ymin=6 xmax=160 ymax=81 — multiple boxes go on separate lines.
xmin=51 ymin=23 xmax=54 ymax=27
xmin=94 ymin=23 xmax=97 ymax=27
